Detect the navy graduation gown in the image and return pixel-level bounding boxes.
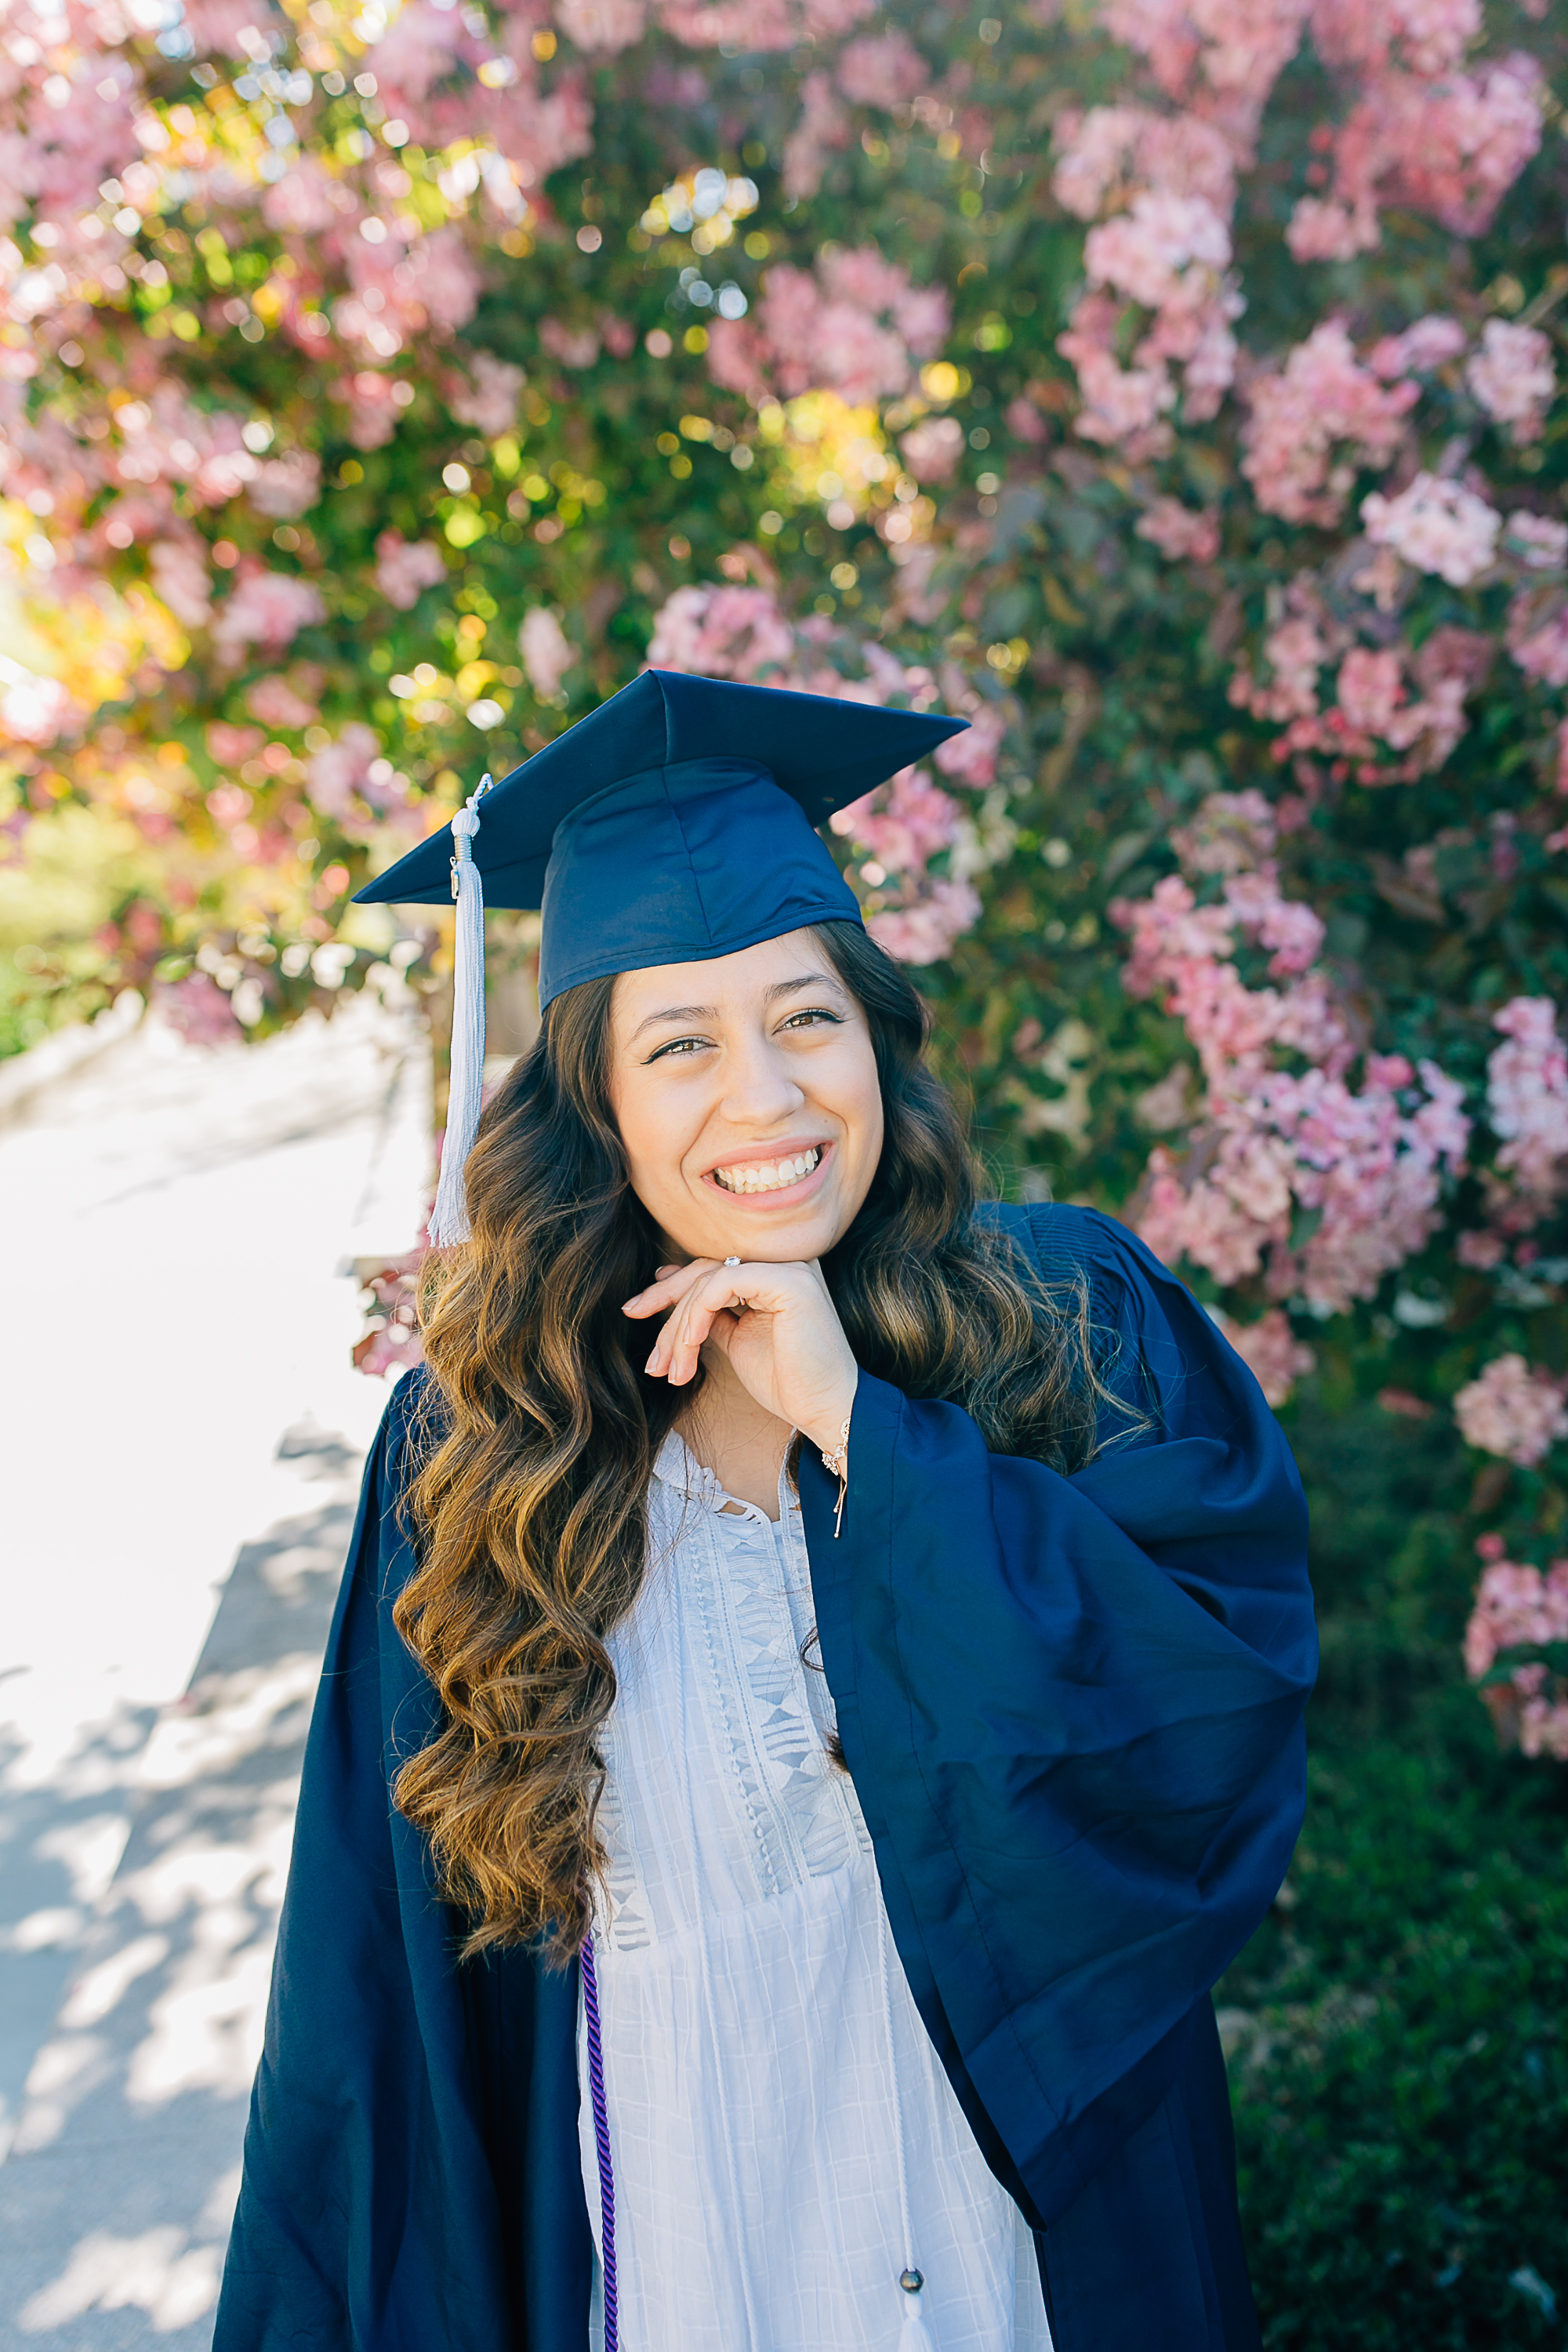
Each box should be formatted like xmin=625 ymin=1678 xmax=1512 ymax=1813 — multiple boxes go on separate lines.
xmin=216 ymin=1202 xmax=1315 ymax=2352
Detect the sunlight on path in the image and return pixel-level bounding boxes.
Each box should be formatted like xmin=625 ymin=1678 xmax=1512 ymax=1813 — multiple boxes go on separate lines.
xmin=0 ymin=993 xmax=430 ymax=2352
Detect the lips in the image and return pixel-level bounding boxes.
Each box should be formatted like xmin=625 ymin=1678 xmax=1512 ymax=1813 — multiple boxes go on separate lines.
xmin=711 ymin=1145 xmax=823 ymax=1196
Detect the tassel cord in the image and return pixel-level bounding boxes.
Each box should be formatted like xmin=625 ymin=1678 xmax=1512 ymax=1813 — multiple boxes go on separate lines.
xmin=877 ymin=1899 xmax=935 ymax=2349
xmin=580 ymin=1933 xmax=619 ymax=2352
xmin=427 ymin=776 xmax=492 ymax=1247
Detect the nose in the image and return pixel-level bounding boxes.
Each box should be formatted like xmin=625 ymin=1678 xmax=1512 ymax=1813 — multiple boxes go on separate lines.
xmin=720 ymin=1032 xmax=806 ymax=1130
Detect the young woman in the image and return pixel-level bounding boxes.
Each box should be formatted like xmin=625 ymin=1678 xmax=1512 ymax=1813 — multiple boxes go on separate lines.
xmin=216 ymin=672 xmax=1315 ymax=2352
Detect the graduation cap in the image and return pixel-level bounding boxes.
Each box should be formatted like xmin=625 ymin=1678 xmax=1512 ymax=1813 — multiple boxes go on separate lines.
xmin=356 ymin=667 xmax=967 ymax=1244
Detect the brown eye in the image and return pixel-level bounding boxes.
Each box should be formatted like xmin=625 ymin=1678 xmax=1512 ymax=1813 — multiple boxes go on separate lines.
xmin=645 ymin=1035 xmax=710 ymax=1062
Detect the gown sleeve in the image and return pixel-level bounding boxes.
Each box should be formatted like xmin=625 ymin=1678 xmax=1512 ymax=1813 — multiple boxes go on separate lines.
xmin=799 ymin=1203 xmax=1316 ymax=2237
xmin=214 ymin=1372 xmax=593 ymax=2352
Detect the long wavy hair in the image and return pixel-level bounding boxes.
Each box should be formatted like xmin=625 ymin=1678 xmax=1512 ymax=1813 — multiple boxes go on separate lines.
xmin=396 ymin=920 xmax=1102 ymax=1962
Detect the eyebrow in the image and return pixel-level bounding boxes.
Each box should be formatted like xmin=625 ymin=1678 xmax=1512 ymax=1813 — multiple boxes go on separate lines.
xmin=628 ymin=971 xmax=848 ymax=1043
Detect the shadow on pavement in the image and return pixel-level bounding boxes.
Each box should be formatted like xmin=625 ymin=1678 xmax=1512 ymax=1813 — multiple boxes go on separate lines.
xmin=0 ymin=1418 xmax=368 ymax=2352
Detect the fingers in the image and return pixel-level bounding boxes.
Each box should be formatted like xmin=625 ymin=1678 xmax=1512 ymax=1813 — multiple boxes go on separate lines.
xmin=621 ymin=1259 xmax=713 ymax=1322
xmin=643 ymin=1265 xmax=741 ymax=1386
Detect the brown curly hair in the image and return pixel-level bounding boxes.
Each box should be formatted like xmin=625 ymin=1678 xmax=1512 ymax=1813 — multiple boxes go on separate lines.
xmin=394 ymin=920 xmax=1098 ymax=1963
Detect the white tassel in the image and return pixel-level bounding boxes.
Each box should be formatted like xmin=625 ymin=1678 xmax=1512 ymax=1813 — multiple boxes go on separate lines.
xmin=898 ymin=2275 xmax=935 ymax=2350
xmin=428 ymin=775 xmax=492 ymax=1247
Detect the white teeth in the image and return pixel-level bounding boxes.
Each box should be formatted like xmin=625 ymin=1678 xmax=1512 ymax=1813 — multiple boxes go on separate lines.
xmin=713 ymin=1146 xmax=822 ymax=1196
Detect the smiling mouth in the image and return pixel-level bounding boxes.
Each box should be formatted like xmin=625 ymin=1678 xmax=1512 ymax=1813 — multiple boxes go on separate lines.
xmin=711 ymin=1145 xmax=823 ymax=1196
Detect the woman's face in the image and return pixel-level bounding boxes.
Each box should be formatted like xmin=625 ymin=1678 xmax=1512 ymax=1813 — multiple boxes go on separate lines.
xmin=607 ymin=927 xmax=884 ymax=1266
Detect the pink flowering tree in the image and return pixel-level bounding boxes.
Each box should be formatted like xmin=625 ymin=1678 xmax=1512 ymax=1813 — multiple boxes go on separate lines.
xmin=0 ymin=0 xmax=1565 ymax=1763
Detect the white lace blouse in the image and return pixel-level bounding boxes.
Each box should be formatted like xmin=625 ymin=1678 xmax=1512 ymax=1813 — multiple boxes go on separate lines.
xmin=577 ymin=1431 xmax=1054 ymax=2352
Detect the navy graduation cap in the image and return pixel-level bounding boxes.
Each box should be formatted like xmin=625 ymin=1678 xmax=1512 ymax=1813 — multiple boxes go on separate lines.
xmin=355 ymin=667 xmax=967 ymax=1243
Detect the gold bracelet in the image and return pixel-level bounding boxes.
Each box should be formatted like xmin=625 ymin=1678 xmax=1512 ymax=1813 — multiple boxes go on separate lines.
xmin=820 ymin=1416 xmax=851 ymax=1539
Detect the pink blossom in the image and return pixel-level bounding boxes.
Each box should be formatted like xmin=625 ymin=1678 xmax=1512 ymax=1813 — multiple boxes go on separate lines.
xmin=1311 ymin=0 xmax=1480 ymax=78
xmin=1086 ymin=190 xmax=1231 ymax=311
xmin=180 ymin=0 xmax=270 ymax=56
xmin=354 ymin=1241 xmax=430 ymax=1378
xmin=831 ymin=766 xmax=959 ymax=874
xmin=539 ymin=317 xmax=602 ymax=370
xmin=208 ymin=723 xmax=265 ymax=767
xmin=307 ymin=723 xmax=381 ymax=823
xmin=247 ymin=675 xmax=320 ymax=731
xmin=1229 ymin=608 xmax=1328 ymax=724
xmin=1062 ymin=187 xmax=1242 ymax=434
xmin=372 ymin=2 xmax=470 ymax=103
xmin=262 ymin=162 xmax=347 ymax=237
xmin=899 ymin=416 xmax=964 ymax=483
xmin=1170 ymin=789 xmax=1277 ymax=875
xmin=556 ymin=0 xmax=648 ymax=51
xmin=1508 ymin=594 xmax=1568 ymax=689
xmin=932 ymin=706 xmax=1007 ymax=788
xmin=1518 ymin=1692 xmax=1568 ymax=1762
xmin=1136 ymin=497 xmax=1220 ymax=561
xmin=1466 ymin=319 xmax=1555 ymax=445
xmin=1486 ymin=996 xmax=1568 ymax=1210
xmin=249 ymin=452 xmax=322 ymax=521
xmin=1051 ymin=103 xmax=1236 ymax=221
xmin=519 ymin=608 xmax=577 ymax=699
xmin=1058 ymin=292 xmax=1175 ymax=446
xmin=149 ymin=539 xmax=213 ymax=630
xmin=1098 ymin=0 xmax=1312 ymax=147
xmin=1300 ymin=53 xmax=1542 ymax=260
xmin=1454 ymin=1353 xmax=1568 ymax=1467
xmin=782 ymin=72 xmax=850 ymax=199
xmin=333 ymin=371 xmax=406 ymax=452
xmin=1504 ymin=514 xmax=1568 ymax=572
xmin=1005 ymin=396 xmax=1051 ymax=445
xmin=449 ymin=351 xmax=528 ymax=437
xmin=1241 ymin=321 xmax=1417 ymax=524
xmin=655 ymin=0 xmax=875 ymax=45
xmin=1456 ymin=1229 xmax=1508 ymax=1269
xmin=1464 ymin=1551 xmax=1568 ymax=1759
xmin=723 ymin=253 xmax=950 ymax=405
xmin=1261 ymin=626 xmax=1479 ymax=780
xmin=152 ymin=971 xmax=243 ymax=1047
xmin=1225 ymin=872 xmax=1326 ymax=972
xmin=375 ymin=531 xmax=447 ymax=611
xmin=1220 ymin=1308 xmax=1316 ymax=1406
xmin=1361 ymin=470 xmax=1501 ymax=585
xmin=1285 ymin=196 xmax=1380 ymax=263
xmin=837 ymin=29 xmax=929 ymax=107
xmin=1116 ymin=867 xmax=1468 ymax=1310
xmin=646 ymin=583 xmax=797 ymax=682
xmin=212 ymin=568 xmax=327 ymax=661
xmin=1367 ymin=314 xmax=1467 ymax=378
xmin=1464 ymin=1554 xmax=1568 ymax=1676
xmin=1381 ymin=54 xmax=1544 ymax=236
xmin=868 ymin=875 xmax=982 ymax=965
xmin=1334 ymin=646 xmax=1405 ymax=733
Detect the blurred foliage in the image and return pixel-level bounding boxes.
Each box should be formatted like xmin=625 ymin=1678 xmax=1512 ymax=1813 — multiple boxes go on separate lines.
xmin=1224 ymin=1719 xmax=1568 ymax=2347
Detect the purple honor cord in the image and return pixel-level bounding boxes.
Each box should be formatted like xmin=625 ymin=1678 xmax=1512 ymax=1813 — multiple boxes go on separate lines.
xmin=579 ymin=1932 xmax=619 ymax=2352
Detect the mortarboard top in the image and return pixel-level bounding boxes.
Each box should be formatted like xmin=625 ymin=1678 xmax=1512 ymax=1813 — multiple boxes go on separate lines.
xmin=355 ymin=668 xmax=967 ymax=1004
xmin=354 ymin=666 xmax=967 ymax=1243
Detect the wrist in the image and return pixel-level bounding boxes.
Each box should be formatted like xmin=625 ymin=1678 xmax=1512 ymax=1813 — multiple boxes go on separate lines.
xmin=803 ymin=1372 xmax=858 ymax=1464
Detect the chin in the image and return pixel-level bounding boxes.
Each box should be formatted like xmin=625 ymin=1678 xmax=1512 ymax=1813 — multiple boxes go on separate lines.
xmin=688 ymin=1198 xmax=848 ymax=1265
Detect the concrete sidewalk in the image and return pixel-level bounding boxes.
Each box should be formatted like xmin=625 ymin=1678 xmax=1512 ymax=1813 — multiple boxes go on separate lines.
xmin=0 ymin=991 xmax=430 ymax=2351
